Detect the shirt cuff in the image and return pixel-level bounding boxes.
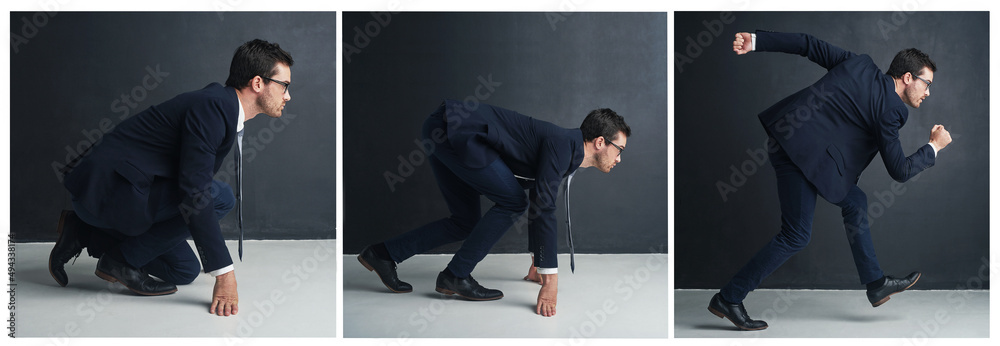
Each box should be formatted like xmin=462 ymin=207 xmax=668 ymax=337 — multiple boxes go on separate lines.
xmin=750 ymin=33 xmax=756 ymax=51
xmin=208 ymin=264 xmax=234 ymax=277
xmin=927 ymin=142 xmax=939 ymax=157
xmin=537 ymin=267 xmax=558 ymax=275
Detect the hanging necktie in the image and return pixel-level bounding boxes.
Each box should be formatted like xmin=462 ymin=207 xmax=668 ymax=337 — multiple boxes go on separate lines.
xmin=565 ymin=171 xmax=576 ymax=273
xmin=234 ymin=129 xmax=244 ymax=261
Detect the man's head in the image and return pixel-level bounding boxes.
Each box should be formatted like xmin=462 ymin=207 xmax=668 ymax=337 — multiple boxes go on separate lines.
xmin=226 ymin=39 xmax=294 ymax=118
xmin=580 ymin=108 xmax=631 ymax=173
xmin=887 ymin=48 xmax=936 ymax=108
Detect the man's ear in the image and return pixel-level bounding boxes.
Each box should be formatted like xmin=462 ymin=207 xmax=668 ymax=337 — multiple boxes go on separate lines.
xmin=250 ymin=76 xmax=265 ymax=93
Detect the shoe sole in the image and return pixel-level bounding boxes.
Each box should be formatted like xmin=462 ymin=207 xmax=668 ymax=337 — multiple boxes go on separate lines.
xmin=434 ymin=287 xmax=504 ymax=301
xmin=95 ymin=269 xmax=177 ymax=296
xmin=871 ymin=272 xmax=921 ymax=307
xmin=48 ymin=210 xmax=72 ymax=287
xmin=357 ymin=255 xmax=413 ymax=293
xmin=707 ymin=306 xmax=768 ymax=331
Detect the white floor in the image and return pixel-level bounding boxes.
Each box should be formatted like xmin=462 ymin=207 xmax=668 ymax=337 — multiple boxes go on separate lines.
xmin=343 ymin=253 xmax=669 ymax=338
xmin=13 ymin=240 xmax=336 ymax=337
xmin=675 ymin=289 xmax=989 ymax=338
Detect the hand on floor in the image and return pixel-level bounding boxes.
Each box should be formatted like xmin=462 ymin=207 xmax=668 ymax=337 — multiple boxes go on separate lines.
xmin=211 ymin=271 xmax=239 ymax=316
xmin=523 ymin=255 xmax=542 ymax=285
xmin=536 ymin=274 xmax=558 ymax=317
xmin=523 ymin=265 xmax=542 ymax=284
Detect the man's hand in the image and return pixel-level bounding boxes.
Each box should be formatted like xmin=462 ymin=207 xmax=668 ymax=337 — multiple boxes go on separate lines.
xmin=210 ymin=271 xmax=239 ymax=316
xmin=930 ymin=124 xmax=953 ymax=151
xmin=523 ymin=255 xmax=542 ymax=285
xmin=536 ymin=273 xmax=557 ymax=317
xmin=733 ymin=32 xmax=753 ymax=55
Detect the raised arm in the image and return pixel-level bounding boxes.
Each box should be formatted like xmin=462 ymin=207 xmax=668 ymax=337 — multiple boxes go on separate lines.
xmin=734 ymin=31 xmax=857 ymax=70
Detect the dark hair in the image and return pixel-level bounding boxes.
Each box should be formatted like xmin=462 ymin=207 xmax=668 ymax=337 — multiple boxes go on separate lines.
xmin=580 ymin=108 xmax=631 ymax=142
xmin=886 ymin=48 xmax=936 ymax=79
xmin=225 ymin=39 xmax=294 ymax=89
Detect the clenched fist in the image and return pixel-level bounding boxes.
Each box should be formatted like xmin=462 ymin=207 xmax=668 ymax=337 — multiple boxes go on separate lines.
xmin=929 ymin=124 xmax=952 ymax=151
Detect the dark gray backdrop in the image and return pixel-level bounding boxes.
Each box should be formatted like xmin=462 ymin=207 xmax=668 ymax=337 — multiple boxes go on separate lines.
xmin=343 ymin=12 xmax=668 ymax=255
xmin=675 ymin=12 xmax=989 ymax=289
xmin=10 ymin=12 xmax=336 ymax=241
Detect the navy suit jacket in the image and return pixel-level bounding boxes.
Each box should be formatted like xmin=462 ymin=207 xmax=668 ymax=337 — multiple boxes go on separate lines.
xmin=755 ymin=31 xmax=936 ymax=203
xmin=442 ymin=99 xmax=584 ymax=269
xmin=64 ymin=83 xmax=240 ymax=272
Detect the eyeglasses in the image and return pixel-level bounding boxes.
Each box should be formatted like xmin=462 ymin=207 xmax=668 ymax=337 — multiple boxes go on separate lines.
xmin=605 ymin=137 xmax=624 ymax=157
xmin=914 ymin=75 xmax=932 ymax=91
xmin=262 ymin=77 xmax=290 ymax=94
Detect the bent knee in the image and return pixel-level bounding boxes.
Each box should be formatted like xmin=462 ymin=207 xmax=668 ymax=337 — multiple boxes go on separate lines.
xmin=173 ymin=266 xmax=202 ymax=285
xmin=502 ymin=196 xmax=530 ymax=215
xmin=776 ymin=226 xmax=811 ymax=251
xmin=172 ymin=274 xmax=198 ymax=285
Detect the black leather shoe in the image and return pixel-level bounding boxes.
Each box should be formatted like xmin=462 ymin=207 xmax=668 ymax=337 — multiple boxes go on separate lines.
xmin=708 ymin=293 xmax=768 ymax=331
xmin=49 ymin=210 xmax=85 ymax=287
xmin=867 ymin=272 xmax=920 ymax=307
xmin=435 ymin=270 xmax=503 ymax=301
xmin=95 ymin=254 xmax=177 ymax=296
xmin=357 ymin=245 xmax=412 ymax=293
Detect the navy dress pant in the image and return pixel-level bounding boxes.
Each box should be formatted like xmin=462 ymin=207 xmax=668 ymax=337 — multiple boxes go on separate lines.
xmin=720 ymin=138 xmax=884 ymax=304
xmin=384 ymin=105 xmax=529 ymax=278
xmin=73 ymin=179 xmax=235 ymax=285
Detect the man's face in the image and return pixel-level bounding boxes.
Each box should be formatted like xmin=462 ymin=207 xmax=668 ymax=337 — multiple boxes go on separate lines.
xmin=904 ymin=67 xmax=933 ymax=108
xmin=257 ymin=63 xmax=292 ymax=118
xmin=595 ymin=131 xmax=627 ymax=173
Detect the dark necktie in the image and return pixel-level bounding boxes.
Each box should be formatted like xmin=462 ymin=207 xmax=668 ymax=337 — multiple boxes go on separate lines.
xmin=565 ymin=171 xmax=576 ymax=273
xmin=234 ymin=129 xmax=244 ymax=261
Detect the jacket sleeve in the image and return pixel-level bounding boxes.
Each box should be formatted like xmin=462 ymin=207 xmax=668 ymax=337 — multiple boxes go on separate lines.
xmin=755 ymin=31 xmax=857 ymax=71
xmin=177 ymin=98 xmax=233 ymax=273
xmin=877 ymin=107 xmax=936 ymax=182
xmin=528 ymin=139 xmax=568 ymax=269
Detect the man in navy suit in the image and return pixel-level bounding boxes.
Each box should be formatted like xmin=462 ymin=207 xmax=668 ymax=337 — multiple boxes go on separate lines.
xmin=48 ymin=39 xmax=293 ymax=317
xmin=707 ymin=31 xmax=953 ymax=330
xmin=358 ymin=100 xmax=630 ymax=317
